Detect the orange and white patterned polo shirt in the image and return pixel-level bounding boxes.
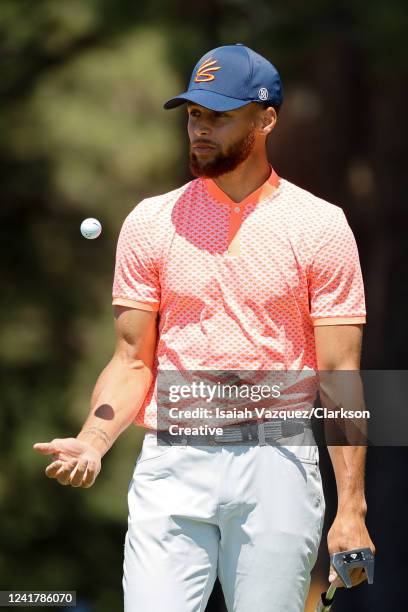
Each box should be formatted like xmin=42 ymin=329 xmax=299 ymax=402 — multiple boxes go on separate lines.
xmin=112 ymin=168 xmax=366 ymax=429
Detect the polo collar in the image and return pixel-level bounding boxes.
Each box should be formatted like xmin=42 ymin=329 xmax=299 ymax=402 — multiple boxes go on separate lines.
xmin=205 ymin=166 xmax=280 ymax=206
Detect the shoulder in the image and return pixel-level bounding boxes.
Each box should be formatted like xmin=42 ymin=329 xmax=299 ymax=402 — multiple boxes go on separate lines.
xmin=126 ymin=179 xmax=201 ymax=222
xmin=278 ymin=178 xmax=346 ymax=227
xmin=276 ymin=178 xmax=355 ymax=264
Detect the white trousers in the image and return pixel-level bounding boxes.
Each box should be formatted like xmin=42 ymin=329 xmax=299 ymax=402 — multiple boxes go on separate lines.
xmin=123 ymin=432 xmax=325 ymax=612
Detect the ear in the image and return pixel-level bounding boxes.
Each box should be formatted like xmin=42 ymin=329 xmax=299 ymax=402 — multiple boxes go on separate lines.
xmin=255 ymin=106 xmax=277 ymax=136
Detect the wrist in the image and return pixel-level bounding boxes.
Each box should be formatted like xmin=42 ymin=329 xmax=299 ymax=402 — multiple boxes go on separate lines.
xmin=336 ymin=499 xmax=367 ymax=518
xmin=77 ymin=427 xmax=111 ymax=457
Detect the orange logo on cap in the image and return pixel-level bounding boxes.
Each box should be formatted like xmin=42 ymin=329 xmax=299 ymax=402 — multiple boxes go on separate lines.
xmin=195 ymin=58 xmax=221 ymax=82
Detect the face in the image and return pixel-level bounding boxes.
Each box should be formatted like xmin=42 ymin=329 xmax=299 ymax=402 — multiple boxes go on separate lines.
xmin=187 ymin=103 xmax=260 ymax=178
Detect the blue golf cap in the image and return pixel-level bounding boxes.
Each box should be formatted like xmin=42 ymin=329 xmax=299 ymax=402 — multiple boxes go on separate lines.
xmin=163 ymin=44 xmax=283 ymax=112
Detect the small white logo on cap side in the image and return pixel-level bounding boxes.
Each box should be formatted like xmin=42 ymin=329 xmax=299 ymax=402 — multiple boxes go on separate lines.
xmin=258 ymin=87 xmax=269 ymax=100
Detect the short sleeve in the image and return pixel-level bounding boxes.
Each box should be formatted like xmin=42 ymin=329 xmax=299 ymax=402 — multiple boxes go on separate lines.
xmin=308 ymin=209 xmax=366 ymax=326
xmin=112 ymin=203 xmax=160 ymax=311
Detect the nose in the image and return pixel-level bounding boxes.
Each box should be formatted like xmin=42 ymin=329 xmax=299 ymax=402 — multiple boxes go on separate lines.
xmin=194 ymin=117 xmax=211 ymax=137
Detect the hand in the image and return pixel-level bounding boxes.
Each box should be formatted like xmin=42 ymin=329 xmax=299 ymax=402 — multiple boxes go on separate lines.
xmin=327 ymin=510 xmax=375 ymax=588
xmin=33 ymin=438 xmax=102 ymax=488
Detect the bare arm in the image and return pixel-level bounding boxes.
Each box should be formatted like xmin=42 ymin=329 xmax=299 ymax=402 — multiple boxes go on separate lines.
xmin=314 ymin=324 xmax=375 ymax=586
xmin=315 ymin=324 xmax=367 ymax=513
xmin=77 ymin=305 xmax=158 ymax=455
xmin=33 ymin=305 xmax=158 ymax=487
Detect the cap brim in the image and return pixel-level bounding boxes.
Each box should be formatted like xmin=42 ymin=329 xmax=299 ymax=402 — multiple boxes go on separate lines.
xmin=163 ymin=90 xmax=250 ymax=111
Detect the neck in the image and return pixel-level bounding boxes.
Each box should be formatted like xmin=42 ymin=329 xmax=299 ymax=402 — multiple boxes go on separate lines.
xmin=212 ymin=151 xmax=271 ymax=203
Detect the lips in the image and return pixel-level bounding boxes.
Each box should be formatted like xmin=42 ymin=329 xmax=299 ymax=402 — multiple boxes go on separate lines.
xmin=191 ymin=142 xmax=216 ymax=154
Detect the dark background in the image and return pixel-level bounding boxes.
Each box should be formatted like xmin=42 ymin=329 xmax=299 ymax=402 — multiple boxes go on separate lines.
xmin=1 ymin=1 xmax=407 ymax=610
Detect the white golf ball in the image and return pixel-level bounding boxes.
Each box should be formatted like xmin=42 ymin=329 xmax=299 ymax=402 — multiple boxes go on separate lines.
xmin=80 ymin=218 xmax=102 ymax=239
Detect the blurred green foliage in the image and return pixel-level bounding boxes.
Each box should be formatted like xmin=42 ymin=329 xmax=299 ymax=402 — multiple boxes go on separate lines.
xmin=1 ymin=1 xmax=407 ymax=610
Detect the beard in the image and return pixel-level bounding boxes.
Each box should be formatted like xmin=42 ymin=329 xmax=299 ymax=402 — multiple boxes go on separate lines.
xmin=189 ymin=128 xmax=256 ymax=178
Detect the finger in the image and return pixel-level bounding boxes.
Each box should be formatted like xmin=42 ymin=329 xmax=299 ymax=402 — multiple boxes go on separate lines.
xmin=45 ymin=461 xmax=63 ymax=478
xmin=69 ymin=459 xmax=88 ymax=488
xmin=54 ymin=459 xmax=77 ymax=475
xmin=329 ymin=573 xmax=344 ymax=588
xmin=81 ymin=465 xmax=96 ymax=488
xmin=328 ymin=565 xmax=344 ymax=588
xmin=55 ymin=461 xmax=78 ymax=486
xmin=33 ymin=442 xmax=57 ymax=455
xmin=328 ymin=566 xmax=365 ymax=589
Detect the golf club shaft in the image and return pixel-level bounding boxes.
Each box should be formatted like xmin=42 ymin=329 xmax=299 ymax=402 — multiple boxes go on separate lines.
xmin=315 ymin=584 xmax=337 ymax=611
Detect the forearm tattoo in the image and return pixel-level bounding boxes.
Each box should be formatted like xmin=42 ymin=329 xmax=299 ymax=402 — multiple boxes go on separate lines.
xmin=81 ymin=427 xmax=111 ymax=449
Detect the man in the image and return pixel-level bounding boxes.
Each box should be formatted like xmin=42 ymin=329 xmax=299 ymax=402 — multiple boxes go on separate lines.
xmin=34 ymin=44 xmax=374 ymax=611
